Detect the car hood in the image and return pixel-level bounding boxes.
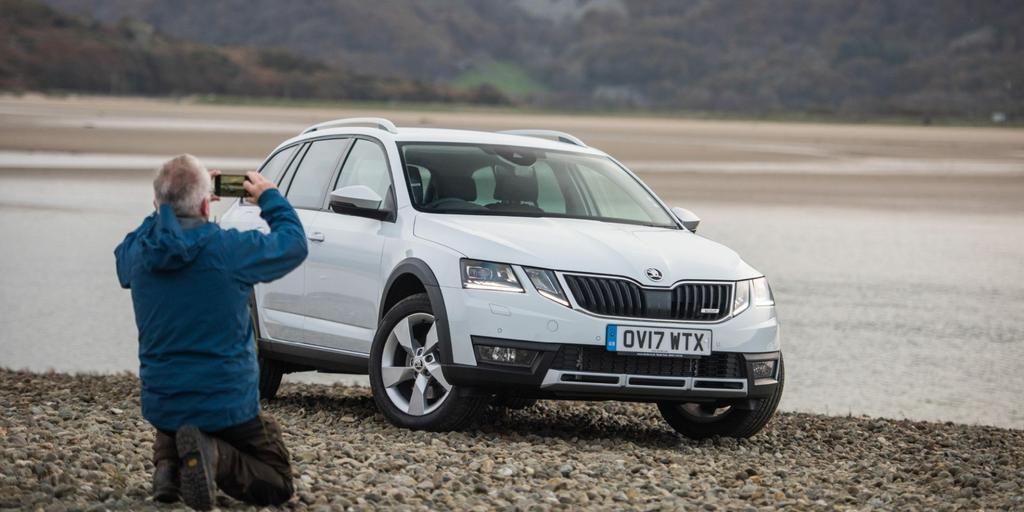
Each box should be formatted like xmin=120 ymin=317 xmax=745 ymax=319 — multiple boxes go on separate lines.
xmin=414 ymin=214 xmax=760 ymax=283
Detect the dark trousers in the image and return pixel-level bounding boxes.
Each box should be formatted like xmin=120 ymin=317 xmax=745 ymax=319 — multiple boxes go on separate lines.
xmin=153 ymin=414 xmax=294 ymax=506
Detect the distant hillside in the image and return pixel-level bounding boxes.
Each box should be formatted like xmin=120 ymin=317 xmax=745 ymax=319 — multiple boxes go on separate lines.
xmin=0 ymin=0 xmax=508 ymax=104
xmin=35 ymin=0 xmax=546 ymax=83
xmin=26 ymin=0 xmax=1024 ymax=119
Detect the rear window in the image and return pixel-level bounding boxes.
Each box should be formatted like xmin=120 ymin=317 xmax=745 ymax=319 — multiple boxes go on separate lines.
xmin=286 ymin=138 xmax=349 ymax=209
xmin=259 ymin=145 xmax=299 ymax=184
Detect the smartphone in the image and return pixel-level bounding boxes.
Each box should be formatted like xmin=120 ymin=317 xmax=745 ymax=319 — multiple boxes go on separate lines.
xmin=214 ymin=174 xmax=249 ymax=197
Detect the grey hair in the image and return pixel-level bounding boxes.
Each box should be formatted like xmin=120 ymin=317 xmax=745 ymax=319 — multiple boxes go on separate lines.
xmin=153 ymin=154 xmax=210 ymax=217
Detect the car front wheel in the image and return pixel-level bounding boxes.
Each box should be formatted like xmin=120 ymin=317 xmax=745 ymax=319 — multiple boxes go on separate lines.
xmin=657 ymin=358 xmax=784 ymax=439
xmin=369 ymin=293 xmax=487 ymax=431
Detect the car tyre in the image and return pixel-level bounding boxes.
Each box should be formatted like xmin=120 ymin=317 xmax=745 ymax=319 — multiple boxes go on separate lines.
xmin=492 ymin=395 xmax=538 ymax=410
xmin=370 ymin=293 xmax=487 ymax=431
xmin=251 ymin=296 xmax=283 ymax=401
xmin=657 ymin=358 xmax=784 ymax=439
xmin=258 ymin=356 xmax=283 ymax=401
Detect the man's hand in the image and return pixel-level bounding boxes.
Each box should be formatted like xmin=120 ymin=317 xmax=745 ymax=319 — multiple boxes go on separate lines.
xmin=243 ymin=171 xmax=277 ymax=204
xmin=209 ymin=169 xmax=221 ymax=202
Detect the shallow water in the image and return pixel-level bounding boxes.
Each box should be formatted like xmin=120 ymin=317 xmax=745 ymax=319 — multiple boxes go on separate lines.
xmin=1 ymin=168 xmax=1021 ymax=428
xmin=2 ymin=96 xmax=1022 ymax=427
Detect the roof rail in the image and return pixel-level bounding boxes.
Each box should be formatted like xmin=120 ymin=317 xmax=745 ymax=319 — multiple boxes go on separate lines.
xmin=499 ymin=129 xmax=587 ymax=147
xmin=301 ymin=117 xmax=398 ymax=135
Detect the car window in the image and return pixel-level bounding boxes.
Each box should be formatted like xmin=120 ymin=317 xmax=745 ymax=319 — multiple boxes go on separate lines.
xmin=400 ymin=143 xmax=676 ymax=228
xmin=276 ymin=143 xmax=307 ymax=188
xmin=286 ymin=138 xmax=349 ymax=209
xmin=572 ymin=163 xmax=651 ymax=221
xmin=406 ymin=165 xmax=431 ymax=204
xmin=534 ymin=162 xmax=566 ymax=214
xmin=259 ymin=145 xmax=299 ymax=184
xmin=334 ymin=139 xmax=391 ymax=199
xmin=470 ymin=167 xmax=496 ymax=204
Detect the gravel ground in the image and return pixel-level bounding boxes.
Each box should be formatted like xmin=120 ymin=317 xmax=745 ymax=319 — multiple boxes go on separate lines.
xmin=1 ymin=370 xmax=1022 ymax=511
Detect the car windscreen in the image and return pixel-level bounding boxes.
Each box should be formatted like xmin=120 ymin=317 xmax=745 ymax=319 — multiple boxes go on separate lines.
xmin=399 ymin=143 xmax=678 ymax=229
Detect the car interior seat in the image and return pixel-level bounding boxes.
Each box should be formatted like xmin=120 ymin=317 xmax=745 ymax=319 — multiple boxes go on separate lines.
xmin=424 ymin=173 xmax=478 ymax=207
xmin=487 ymin=168 xmax=542 ymax=212
xmin=406 ymin=165 xmax=425 ymax=204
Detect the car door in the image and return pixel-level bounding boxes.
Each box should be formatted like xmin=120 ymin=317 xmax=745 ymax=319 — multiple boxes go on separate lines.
xmin=301 ymin=138 xmax=395 ymax=353
xmin=261 ymin=137 xmax=351 ymax=343
xmin=235 ymin=143 xmax=304 ymax=342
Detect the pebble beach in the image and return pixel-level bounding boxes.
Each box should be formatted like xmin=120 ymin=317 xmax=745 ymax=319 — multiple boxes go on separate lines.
xmin=1 ymin=369 xmax=1021 ymax=511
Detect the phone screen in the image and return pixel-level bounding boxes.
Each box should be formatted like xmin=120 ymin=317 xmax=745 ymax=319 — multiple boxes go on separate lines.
xmin=215 ymin=174 xmax=249 ymax=197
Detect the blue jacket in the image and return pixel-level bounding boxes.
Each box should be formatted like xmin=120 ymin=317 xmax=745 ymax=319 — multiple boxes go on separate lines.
xmin=115 ymin=189 xmax=307 ymax=432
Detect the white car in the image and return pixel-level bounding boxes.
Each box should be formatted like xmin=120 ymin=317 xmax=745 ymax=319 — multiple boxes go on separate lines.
xmin=221 ymin=117 xmax=783 ymax=438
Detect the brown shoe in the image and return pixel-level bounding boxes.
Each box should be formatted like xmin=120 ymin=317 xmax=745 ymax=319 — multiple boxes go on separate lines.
xmin=151 ymin=459 xmax=180 ymax=503
xmin=176 ymin=425 xmax=218 ymax=511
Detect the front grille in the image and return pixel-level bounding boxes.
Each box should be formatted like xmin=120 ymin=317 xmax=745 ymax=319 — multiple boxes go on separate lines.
xmin=551 ymin=345 xmax=745 ymax=379
xmin=563 ymin=275 xmax=732 ymax=321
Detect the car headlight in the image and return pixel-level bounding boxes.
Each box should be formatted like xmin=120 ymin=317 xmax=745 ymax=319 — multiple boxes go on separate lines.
xmin=461 ymin=259 xmax=524 ymax=292
xmin=751 ymin=277 xmax=774 ymax=306
xmin=733 ymin=280 xmax=751 ymax=315
xmin=524 ymin=267 xmax=569 ymax=307
xmin=733 ymin=277 xmax=774 ymax=315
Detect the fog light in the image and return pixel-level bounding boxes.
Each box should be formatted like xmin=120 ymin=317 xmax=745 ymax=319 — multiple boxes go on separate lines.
xmin=474 ymin=345 xmax=538 ymax=367
xmin=751 ymin=360 xmax=776 ymax=379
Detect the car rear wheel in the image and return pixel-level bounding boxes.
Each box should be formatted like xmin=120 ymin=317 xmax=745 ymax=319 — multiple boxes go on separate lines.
xmin=252 ymin=298 xmax=283 ymax=401
xmin=258 ymin=356 xmax=283 ymax=400
xmin=369 ymin=293 xmax=487 ymax=431
xmin=657 ymin=358 xmax=784 ymax=439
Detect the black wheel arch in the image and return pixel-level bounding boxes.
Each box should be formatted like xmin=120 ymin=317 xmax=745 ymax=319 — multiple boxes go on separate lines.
xmin=379 ymin=258 xmax=455 ymax=365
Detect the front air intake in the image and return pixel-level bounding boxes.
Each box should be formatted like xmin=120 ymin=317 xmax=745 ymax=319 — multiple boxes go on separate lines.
xmin=563 ymin=275 xmax=732 ymax=321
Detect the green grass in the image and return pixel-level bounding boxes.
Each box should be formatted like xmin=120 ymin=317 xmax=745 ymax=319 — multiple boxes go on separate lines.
xmin=451 ymin=61 xmax=548 ymax=97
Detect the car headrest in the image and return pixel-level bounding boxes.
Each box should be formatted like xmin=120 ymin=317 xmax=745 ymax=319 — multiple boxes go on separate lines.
xmin=493 ymin=168 xmax=538 ymax=204
xmin=406 ymin=165 xmax=424 ymax=203
xmin=434 ymin=175 xmax=476 ymax=201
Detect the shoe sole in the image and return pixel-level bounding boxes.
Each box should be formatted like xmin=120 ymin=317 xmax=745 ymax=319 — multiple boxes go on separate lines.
xmin=176 ymin=425 xmax=216 ymax=511
xmin=152 ymin=489 xmax=179 ymax=503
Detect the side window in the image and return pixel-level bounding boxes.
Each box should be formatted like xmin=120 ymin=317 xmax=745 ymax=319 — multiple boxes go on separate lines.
xmin=277 ymin=144 xmax=307 ymax=188
xmin=258 ymin=145 xmax=298 ymax=184
xmin=334 ymin=139 xmax=391 ymax=199
xmin=286 ymin=138 xmax=349 ymax=209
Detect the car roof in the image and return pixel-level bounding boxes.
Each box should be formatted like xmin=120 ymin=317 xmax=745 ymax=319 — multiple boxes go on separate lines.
xmin=275 ymin=119 xmax=607 ymax=157
xmin=393 ymin=128 xmax=604 ymax=155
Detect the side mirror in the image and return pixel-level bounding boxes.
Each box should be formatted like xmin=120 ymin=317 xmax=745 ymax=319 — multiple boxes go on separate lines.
xmin=671 ymin=207 xmax=700 ymax=233
xmin=329 ymin=185 xmax=391 ymax=220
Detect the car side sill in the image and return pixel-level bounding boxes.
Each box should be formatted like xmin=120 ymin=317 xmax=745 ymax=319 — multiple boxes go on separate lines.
xmin=259 ymin=338 xmax=369 ymax=375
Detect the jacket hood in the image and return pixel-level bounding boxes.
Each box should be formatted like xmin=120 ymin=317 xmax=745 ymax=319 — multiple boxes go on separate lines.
xmin=414 ymin=214 xmax=761 ymax=283
xmin=138 ymin=205 xmax=218 ymax=271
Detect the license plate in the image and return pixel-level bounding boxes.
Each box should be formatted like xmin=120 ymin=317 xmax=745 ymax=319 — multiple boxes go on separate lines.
xmin=605 ymin=324 xmax=712 ymax=357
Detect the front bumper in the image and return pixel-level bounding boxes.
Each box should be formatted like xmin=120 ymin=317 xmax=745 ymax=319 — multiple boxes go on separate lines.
xmin=444 ymin=337 xmax=781 ymax=402
xmin=440 ymin=283 xmax=782 ymax=402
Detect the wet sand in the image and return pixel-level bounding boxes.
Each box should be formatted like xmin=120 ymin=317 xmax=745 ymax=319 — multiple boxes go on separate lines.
xmin=1 ymin=96 xmax=1022 ymax=427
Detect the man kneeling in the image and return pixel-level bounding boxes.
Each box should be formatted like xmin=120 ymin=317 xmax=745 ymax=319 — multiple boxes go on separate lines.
xmin=115 ymin=155 xmax=308 ymax=509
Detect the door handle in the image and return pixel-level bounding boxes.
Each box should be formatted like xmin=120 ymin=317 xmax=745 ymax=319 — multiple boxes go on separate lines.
xmin=307 ymin=232 xmax=325 ymax=242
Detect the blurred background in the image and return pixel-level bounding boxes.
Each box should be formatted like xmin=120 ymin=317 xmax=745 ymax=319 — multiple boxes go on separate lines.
xmin=0 ymin=0 xmax=1021 ymax=428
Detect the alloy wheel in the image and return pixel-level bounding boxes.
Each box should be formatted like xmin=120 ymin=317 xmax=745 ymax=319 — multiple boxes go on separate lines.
xmin=379 ymin=312 xmax=452 ymax=416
